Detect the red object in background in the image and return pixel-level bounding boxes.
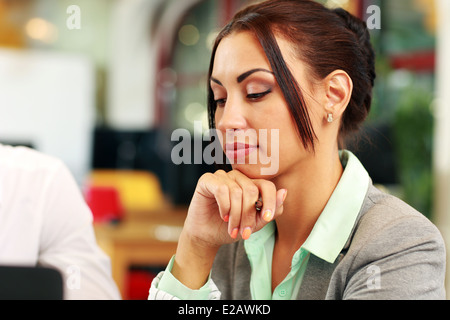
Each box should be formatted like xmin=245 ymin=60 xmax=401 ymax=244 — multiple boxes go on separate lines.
xmin=85 ymin=186 xmax=124 ymax=223
xmin=126 ymin=270 xmax=156 ymax=300
xmin=390 ymin=50 xmax=435 ymax=72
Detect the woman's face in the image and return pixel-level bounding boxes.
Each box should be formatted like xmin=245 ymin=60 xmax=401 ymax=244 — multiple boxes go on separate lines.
xmin=210 ymin=31 xmax=325 ymax=179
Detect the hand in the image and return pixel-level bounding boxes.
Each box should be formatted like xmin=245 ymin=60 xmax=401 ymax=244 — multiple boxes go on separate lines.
xmin=172 ymin=169 xmax=287 ymax=289
xmin=184 ymin=169 xmax=287 ymax=249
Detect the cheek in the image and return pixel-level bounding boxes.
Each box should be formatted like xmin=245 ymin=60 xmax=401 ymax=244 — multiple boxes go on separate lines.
xmin=214 ymin=108 xmax=222 ymax=124
xmin=272 ymin=116 xmax=306 ymax=157
xmin=257 ymin=119 xmax=293 ymax=158
xmin=214 ymin=108 xmax=226 ymax=131
xmin=214 ymin=111 xmax=224 ymax=142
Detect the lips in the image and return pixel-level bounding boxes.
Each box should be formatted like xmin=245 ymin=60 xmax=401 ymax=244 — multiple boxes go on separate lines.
xmin=225 ymin=142 xmax=258 ymax=160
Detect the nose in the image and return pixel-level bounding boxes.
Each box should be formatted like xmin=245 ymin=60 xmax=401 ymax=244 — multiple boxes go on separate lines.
xmin=215 ymin=98 xmax=248 ymax=132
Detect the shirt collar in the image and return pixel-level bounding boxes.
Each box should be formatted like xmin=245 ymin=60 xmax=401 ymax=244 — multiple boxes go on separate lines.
xmin=302 ymin=150 xmax=370 ymax=263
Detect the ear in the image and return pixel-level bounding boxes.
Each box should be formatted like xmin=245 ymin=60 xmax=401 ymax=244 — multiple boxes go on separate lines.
xmin=323 ymin=70 xmax=353 ymax=121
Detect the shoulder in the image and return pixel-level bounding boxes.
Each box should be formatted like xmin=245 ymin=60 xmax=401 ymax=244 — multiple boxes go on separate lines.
xmin=0 ymin=144 xmax=77 ymax=209
xmin=334 ymin=185 xmax=446 ymax=299
xmin=0 ymin=144 xmax=64 ymax=175
xmin=352 ymin=185 xmax=445 ymax=254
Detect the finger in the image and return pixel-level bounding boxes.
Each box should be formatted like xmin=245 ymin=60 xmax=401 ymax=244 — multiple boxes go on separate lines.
xmin=210 ymin=171 xmax=243 ymax=238
xmin=197 ymin=172 xmax=231 ymax=221
xmin=226 ymin=181 xmax=243 ymax=238
xmin=214 ymin=184 xmax=232 ymax=222
xmin=214 ymin=170 xmax=241 ymax=232
xmin=211 ymin=171 xmax=232 ymax=222
xmin=228 ymin=171 xmax=260 ymax=240
xmin=272 ymin=189 xmax=288 ymax=220
xmin=252 ymin=179 xmax=278 ymax=223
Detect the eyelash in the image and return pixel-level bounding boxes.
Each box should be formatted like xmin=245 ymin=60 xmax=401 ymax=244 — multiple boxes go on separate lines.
xmin=214 ymin=89 xmax=272 ymax=107
xmin=214 ymin=99 xmax=227 ymax=107
xmin=247 ymin=89 xmax=272 ymax=100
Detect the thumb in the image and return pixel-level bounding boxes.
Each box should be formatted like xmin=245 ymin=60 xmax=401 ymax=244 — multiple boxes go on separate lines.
xmin=273 ymin=189 xmax=287 ymax=219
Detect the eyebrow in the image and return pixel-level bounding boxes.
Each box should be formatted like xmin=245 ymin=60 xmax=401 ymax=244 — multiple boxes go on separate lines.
xmin=210 ymin=68 xmax=274 ymax=86
xmin=237 ymin=68 xmax=274 ymax=83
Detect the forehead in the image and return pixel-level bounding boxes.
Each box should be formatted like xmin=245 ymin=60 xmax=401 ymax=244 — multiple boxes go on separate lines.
xmin=212 ymin=31 xmax=272 ymax=78
xmin=211 ymin=31 xmax=302 ymax=82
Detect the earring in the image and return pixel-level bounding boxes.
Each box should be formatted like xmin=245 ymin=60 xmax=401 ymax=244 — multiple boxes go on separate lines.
xmin=327 ymin=113 xmax=334 ymax=123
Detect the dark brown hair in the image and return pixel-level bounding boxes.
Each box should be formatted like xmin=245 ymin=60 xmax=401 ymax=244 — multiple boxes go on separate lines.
xmin=207 ymin=0 xmax=376 ymax=150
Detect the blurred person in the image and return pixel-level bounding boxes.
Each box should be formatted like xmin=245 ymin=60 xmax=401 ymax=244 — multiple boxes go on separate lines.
xmin=149 ymin=0 xmax=446 ymax=300
xmin=0 ymin=143 xmax=121 ymax=299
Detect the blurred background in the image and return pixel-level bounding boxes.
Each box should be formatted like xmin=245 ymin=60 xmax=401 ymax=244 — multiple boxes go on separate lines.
xmin=1 ymin=0 xmax=449 ymax=299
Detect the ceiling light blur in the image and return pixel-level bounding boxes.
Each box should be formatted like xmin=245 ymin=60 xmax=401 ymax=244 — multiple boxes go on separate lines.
xmin=326 ymin=0 xmax=350 ymax=9
xmin=178 ymin=24 xmax=200 ymax=46
xmin=25 ymin=18 xmax=58 ymax=44
xmin=184 ymin=102 xmax=205 ymax=123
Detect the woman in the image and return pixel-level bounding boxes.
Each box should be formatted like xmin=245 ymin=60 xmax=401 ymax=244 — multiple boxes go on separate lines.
xmin=150 ymin=0 xmax=446 ymax=300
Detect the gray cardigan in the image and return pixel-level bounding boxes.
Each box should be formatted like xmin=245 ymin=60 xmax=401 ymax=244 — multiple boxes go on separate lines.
xmin=211 ymin=183 xmax=447 ymax=300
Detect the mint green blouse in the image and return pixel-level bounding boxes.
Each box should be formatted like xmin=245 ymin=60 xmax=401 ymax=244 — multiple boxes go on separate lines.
xmin=157 ymin=150 xmax=370 ymax=300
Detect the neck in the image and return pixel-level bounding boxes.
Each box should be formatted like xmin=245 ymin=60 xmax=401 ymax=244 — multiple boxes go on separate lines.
xmin=271 ymin=147 xmax=344 ymax=249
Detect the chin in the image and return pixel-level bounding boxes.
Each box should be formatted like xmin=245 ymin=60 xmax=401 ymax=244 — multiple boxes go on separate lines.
xmin=231 ymin=164 xmax=279 ymax=180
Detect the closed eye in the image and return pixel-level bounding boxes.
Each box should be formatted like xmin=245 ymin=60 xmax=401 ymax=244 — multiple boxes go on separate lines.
xmin=247 ymin=89 xmax=272 ymax=101
xmin=214 ymin=98 xmax=227 ymax=107
xmin=214 ymin=89 xmax=271 ymax=107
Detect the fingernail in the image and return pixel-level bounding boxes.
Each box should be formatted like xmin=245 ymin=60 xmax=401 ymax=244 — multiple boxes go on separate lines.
xmin=223 ymin=215 xmax=230 ymax=223
xmin=242 ymin=227 xmax=252 ymax=240
xmin=263 ymin=210 xmax=273 ymax=222
xmin=230 ymin=228 xmax=239 ymax=239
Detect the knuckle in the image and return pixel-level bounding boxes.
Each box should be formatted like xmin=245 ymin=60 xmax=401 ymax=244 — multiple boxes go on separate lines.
xmin=215 ymin=169 xmax=227 ymax=176
xmin=226 ymin=169 xmax=238 ymax=176
xmin=200 ymin=172 xmax=215 ymax=182
xmin=247 ymin=186 xmax=259 ymax=199
xmin=217 ymin=184 xmax=229 ymax=195
xmin=230 ymin=186 xmax=243 ymax=198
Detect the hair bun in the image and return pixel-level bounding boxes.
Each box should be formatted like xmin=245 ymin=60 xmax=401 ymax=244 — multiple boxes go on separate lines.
xmin=333 ymin=8 xmax=376 ymax=86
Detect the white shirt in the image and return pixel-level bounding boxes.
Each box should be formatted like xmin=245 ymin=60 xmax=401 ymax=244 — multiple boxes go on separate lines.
xmin=0 ymin=144 xmax=121 ymax=299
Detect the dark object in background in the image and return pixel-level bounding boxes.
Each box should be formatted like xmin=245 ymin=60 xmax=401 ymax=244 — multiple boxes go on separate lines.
xmin=345 ymin=123 xmax=398 ymax=185
xmin=91 ymin=127 xmax=215 ymax=205
xmin=0 ymin=141 xmax=34 ymax=149
xmin=0 ymin=266 xmax=63 ymax=300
